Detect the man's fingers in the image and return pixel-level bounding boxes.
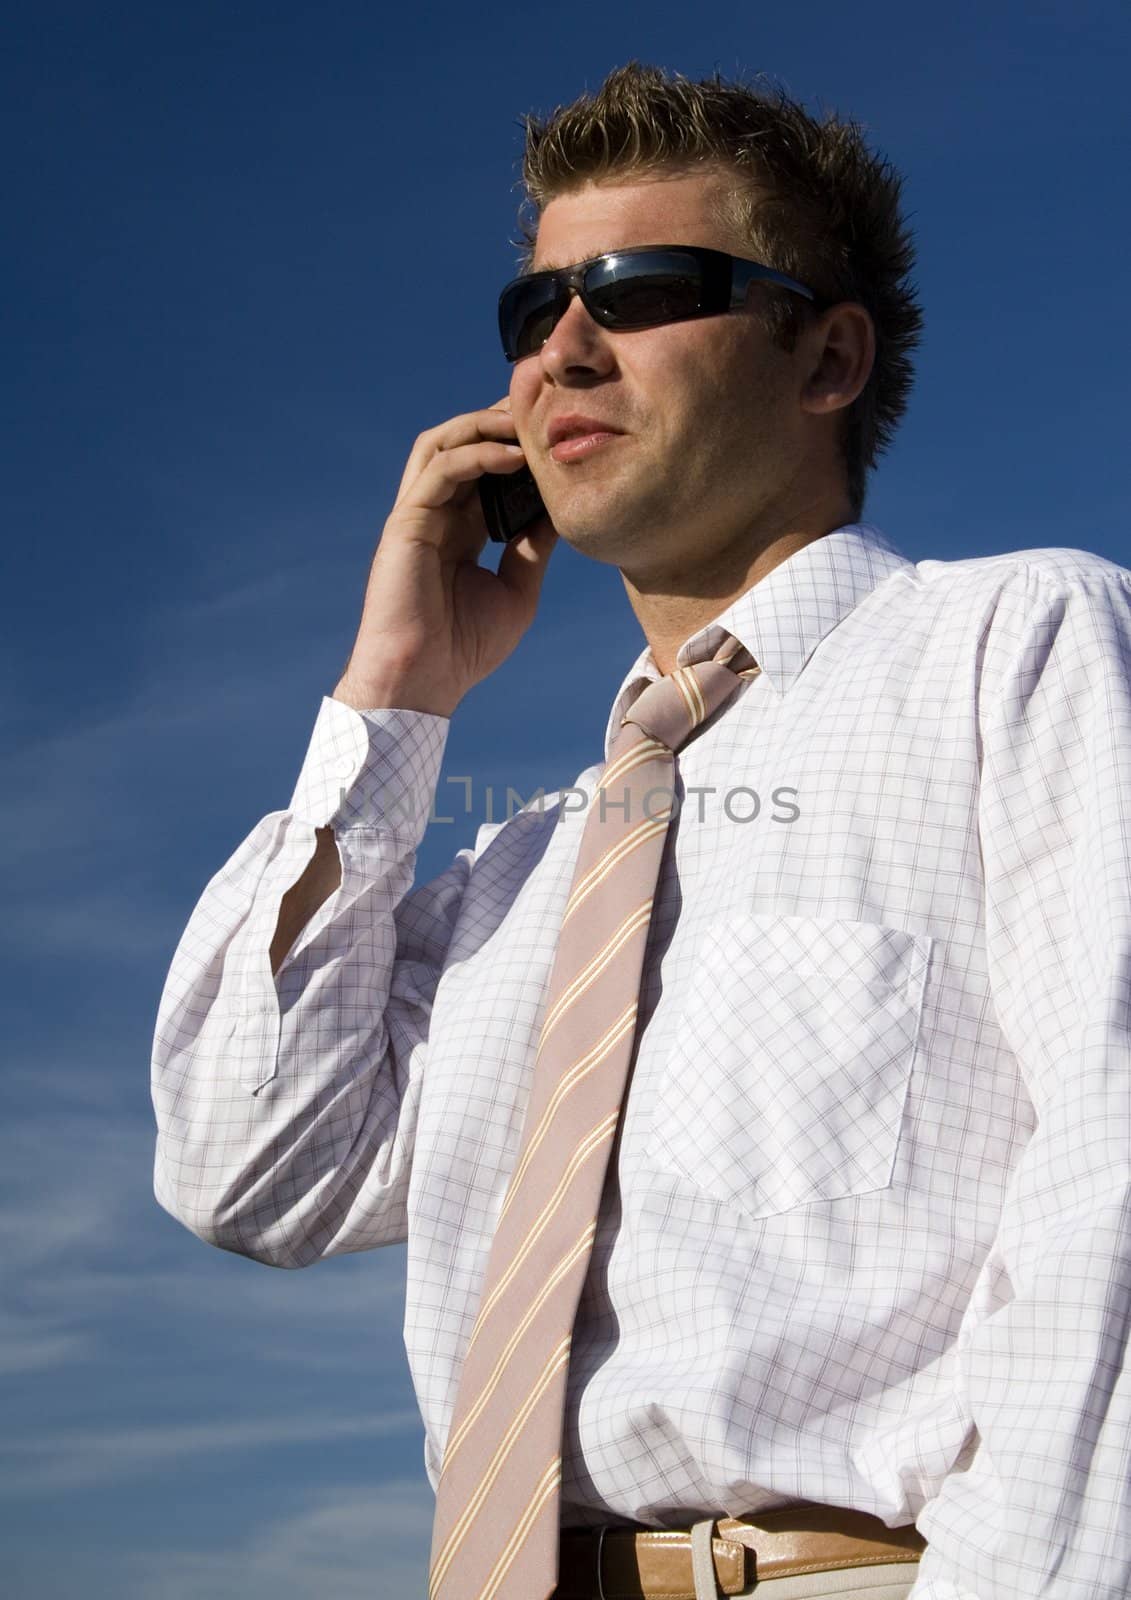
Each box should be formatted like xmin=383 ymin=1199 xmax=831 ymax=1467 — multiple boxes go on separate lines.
xmin=396 ymin=406 xmax=520 ymax=501
xmin=432 ymin=406 xmax=518 ymax=451
xmin=399 ymin=439 xmax=528 ymax=516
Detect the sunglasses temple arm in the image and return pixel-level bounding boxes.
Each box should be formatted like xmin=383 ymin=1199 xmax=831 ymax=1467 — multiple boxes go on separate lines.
xmin=731 ymin=262 xmax=817 ymax=308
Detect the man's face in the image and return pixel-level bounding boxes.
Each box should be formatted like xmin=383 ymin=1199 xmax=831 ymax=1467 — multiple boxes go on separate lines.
xmin=507 ymin=165 xmax=820 ymax=581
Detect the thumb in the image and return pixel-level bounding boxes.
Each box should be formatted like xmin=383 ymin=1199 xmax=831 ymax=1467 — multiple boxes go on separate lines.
xmin=496 ymin=520 xmax=559 ymax=608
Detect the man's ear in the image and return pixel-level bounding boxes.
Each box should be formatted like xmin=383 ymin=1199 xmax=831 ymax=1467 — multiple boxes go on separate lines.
xmin=801 ymin=303 xmax=875 ymax=417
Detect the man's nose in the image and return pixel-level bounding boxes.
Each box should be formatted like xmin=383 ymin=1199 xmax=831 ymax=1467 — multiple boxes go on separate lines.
xmin=538 ymin=291 xmax=617 ymax=383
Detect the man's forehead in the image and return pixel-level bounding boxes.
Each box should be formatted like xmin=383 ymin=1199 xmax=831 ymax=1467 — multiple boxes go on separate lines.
xmin=530 ymin=166 xmax=749 ymax=273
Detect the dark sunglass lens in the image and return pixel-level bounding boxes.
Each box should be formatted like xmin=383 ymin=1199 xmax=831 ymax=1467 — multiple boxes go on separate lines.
xmin=587 ymin=256 xmax=705 ymax=328
xmin=502 ymin=278 xmax=565 ymax=359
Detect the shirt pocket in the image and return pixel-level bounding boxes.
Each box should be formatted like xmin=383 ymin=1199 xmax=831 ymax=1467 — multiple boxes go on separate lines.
xmin=645 ymin=914 xmax=933 ymax=1220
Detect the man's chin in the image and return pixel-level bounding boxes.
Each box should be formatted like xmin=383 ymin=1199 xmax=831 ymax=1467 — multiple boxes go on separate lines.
xmin=548 ymin=513 xmax=643 ymax=566
xmin=543 ymin=482 xmax=660 ymax=561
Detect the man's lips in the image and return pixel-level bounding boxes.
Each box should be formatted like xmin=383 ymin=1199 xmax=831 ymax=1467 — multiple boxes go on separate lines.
xmin=546 ymin=414 xmax=625 ymax=463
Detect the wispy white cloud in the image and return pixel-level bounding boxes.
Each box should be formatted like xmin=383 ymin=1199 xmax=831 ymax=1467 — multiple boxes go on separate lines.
xmin=1 ymin=1099 xmax=411 ymax=1377
xmin=0 ymin=1305 xmax=91 ymax=1375
xmin=0 ymin=1108 xmax=170 ymax=1374
xmin=169 ymin=555 xmax=359 ymax=627
xmin=0 ymin=1409 xmax=423 ymax=1493
xmin=0 ymin=1112 xmax=150 ymax=1275
xmin=114 ymin=1476 xmax=434 ymax=1600
xmin=11 ymin=886 xmax=185 ymax=966
xmin=6 ymin=1055 xmax=141 ymax=1112
xmin=32 ymin=1253 xmax=411 ymax=1373
xmin=51 ymin=1257 xmax=404 ymax=1326
xmin=0 ymin=556 xmax=354 ymax=878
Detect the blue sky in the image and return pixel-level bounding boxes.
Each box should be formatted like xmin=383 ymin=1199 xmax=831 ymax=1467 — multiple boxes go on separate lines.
xmin=4 ymin=0 xmax=1130 ymax=1593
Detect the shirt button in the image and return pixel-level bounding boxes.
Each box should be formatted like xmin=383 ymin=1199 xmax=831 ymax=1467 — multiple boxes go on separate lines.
xmin=334 ymin=757 xmax=355 ymax=778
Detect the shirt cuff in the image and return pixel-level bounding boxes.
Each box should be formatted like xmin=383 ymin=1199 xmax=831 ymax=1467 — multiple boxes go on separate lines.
xmin=288 ymin=694 xmax=451 ymax=843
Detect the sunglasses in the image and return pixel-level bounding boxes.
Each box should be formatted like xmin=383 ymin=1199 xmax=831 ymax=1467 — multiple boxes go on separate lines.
xmin=497 ymin=243 xmax=820 ymax=362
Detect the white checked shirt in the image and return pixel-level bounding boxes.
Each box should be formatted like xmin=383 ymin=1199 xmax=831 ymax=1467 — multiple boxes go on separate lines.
xmin=152 ymin=523 xmax=1131 ymax=1599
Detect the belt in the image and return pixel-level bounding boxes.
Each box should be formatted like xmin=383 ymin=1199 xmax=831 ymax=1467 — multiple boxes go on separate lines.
xmin=555 ymin=1501 xmax=926 ymax=1599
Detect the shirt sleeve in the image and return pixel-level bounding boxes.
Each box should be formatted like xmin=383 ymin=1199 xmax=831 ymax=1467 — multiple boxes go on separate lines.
xmin=151 ymin=693 xmax=476 ymax=1268
xmin=910 ymin=563 xmax=1131 ymax=1598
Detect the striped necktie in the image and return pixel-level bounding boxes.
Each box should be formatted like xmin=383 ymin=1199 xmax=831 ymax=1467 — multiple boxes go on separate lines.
xmin=428 ymin=633 xmax=761 ymax=1600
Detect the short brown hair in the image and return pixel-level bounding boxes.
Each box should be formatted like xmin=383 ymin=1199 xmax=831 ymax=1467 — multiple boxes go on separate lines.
xmin=518 ymin=63 xmax=923 ymax=518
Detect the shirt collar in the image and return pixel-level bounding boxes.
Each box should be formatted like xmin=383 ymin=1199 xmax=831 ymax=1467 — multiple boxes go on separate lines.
xmin=602 ymin=522 xmax=914 ymax=761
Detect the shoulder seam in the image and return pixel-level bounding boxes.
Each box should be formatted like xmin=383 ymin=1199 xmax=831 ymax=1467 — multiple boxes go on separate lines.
xmin=919 ymin=551 xmax=1130 ymax=596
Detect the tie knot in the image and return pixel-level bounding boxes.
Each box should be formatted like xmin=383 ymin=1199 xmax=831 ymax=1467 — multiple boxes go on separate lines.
xmin=617 ymin=633 xmax=760 ymax=755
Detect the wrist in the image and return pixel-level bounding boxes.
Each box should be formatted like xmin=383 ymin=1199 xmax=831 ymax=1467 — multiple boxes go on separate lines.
xmin=332 ymin=673 xmax=458 ymax=718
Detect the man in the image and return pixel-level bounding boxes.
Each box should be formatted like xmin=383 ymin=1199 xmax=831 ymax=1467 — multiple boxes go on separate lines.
xmin=151 ymin=63 xmax=1131 ymax=1600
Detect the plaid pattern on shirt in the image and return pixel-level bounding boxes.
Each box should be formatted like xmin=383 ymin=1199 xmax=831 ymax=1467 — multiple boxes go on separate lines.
xmin=152 ymin=523 xmax=1131 ymax=1599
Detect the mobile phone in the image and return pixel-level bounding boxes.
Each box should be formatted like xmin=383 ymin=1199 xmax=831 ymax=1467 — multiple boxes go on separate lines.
xmin=478 ymin=464 xmax=547 ymax=543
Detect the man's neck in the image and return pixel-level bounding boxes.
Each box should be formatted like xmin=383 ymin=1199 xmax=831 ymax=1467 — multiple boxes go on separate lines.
xmin=622 ymin=511 xmax=851 ymax=677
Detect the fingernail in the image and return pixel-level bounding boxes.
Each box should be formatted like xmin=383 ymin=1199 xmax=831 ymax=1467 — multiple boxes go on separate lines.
xmin=503 ymin=444 xmax=524 ymax=454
